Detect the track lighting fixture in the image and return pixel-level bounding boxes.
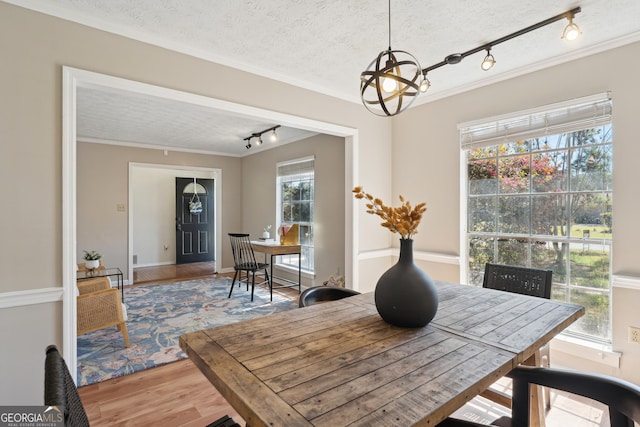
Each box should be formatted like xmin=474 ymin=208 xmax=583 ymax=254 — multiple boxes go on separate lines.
xmin=360 ymin=4 xmax=582 ymax=117
xmin=242 ymin=125 xmax=280 ymax=150
xmin=481 ymin=48 xmax=496 ymax=71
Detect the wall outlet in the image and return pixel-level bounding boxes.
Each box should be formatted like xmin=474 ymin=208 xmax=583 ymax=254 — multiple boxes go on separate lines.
xmin=628 ymin=326 xmax=640 ymax=344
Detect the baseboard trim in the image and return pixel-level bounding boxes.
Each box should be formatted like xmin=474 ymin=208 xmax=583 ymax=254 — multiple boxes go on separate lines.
xmin=0 ymin=287 xmax=64 ymax=309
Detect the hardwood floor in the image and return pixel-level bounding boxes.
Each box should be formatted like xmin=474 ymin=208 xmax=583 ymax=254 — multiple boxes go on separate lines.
xmin=79 ymin=263 xmax=294 ymax=426
xmin=133 ymin=261 xmax=217 ymax=284
xmin=79 ymin=358 xmax=246 ymax=427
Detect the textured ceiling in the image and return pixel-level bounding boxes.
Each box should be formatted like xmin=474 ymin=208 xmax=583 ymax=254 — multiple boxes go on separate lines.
xmin=76 ymin=84 xmax=317 ymax=156
xmin=8 ymin=0 xmax=640 ymax=155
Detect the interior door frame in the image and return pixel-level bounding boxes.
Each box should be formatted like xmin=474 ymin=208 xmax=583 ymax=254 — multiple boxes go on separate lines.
xmin=129 ymin=164 xmax=221 ymax=282
xmin=62 ymin=66 xmax=358 ymax=382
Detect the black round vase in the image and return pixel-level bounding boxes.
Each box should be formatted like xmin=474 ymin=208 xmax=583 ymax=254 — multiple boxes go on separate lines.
xmin=374 ymin=239 xmax=439 ymax=327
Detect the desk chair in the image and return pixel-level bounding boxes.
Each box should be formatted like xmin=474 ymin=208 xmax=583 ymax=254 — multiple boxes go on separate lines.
xmin=44 ymin=345 xmax=90 ymax=427
xmin=298 ymin=286 xmax=360 ymax=307
xmin=228 ymin=233 xmax=271 ymax=301
xmin=439 ymin=366 xmax=640 ymax=427
xmin=482 ymin=263 xmax=553 ymax=409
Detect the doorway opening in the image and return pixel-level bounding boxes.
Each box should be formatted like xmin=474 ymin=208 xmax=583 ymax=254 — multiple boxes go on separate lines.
xmin=63 ymin=66 xmax=358 ymax=382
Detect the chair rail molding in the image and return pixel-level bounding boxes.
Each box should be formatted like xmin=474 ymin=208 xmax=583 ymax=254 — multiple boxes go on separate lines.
xmin=612 ymin=275 xmax=640 ymax=290
xmin=358 ymin=247 xmax=460 ymax=265
xmin=0 ymin=287 xmax=64 ymax=309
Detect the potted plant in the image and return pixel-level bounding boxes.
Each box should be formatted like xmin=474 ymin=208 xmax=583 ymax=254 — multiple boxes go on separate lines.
xmin=262 ymin=225 xmax=272 ymax=239
xmin=83 ymin=250 xmax=102 ymax=270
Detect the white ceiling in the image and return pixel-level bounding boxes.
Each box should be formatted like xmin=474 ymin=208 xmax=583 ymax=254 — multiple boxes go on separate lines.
xmin=76 ymin=83 xmax=318 ymax=156
xmin=8 ymin=0 xmax=640 ymax=155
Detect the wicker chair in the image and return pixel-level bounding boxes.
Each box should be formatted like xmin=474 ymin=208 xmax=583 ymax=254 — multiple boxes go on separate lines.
xmin=44 ymin=345 xmax=90 ymax=427
xmin=77 ymin=277 xmax=130 ymax=348
xmin=482 ymin=263 xmax=553 ymax=409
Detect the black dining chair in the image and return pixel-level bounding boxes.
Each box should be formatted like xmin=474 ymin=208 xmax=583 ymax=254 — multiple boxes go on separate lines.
xmin=438 ymin=365 xmax=640 ymax=427
xmin=481 ymin=262 xmax=554 ymax=409
xmin=483 ymin=262 xmax=552 ymax=299
xmin=298 ymin=286 xmax=360 ymax=307
xmin=228 ymin=233 xmax=271 ymax=301
xmin=44 ymin=345 xmax=90 ymax=427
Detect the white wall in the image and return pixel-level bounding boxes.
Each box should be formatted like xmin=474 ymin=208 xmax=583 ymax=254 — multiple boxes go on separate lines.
xmin=242 ymin=133 xmax=346 ymax=288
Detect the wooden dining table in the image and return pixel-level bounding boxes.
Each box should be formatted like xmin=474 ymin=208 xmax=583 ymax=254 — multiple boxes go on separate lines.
xmin=180 ymin=281 xmax=584 ymax=427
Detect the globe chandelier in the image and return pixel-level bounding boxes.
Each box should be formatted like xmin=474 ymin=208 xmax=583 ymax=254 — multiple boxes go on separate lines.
xmin=360 ymin=2 xmax=582 ymax=117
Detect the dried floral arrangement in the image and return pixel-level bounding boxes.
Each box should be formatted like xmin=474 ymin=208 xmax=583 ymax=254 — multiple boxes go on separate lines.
xmin=353 ymin=186 xmax=427 ymax=240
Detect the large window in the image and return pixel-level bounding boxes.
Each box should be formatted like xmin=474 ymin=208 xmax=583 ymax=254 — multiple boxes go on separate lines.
xmin=277 ymin=157 xmax=314 ymax=272
xmin=461 ymin=94 xmax=613 ymax=343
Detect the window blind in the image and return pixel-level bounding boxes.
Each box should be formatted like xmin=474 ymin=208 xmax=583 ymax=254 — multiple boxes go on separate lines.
xmin=458 ymin=92 xmax=612 ymax=150
xmin=277 ymin=157 xmax=315 ymax=177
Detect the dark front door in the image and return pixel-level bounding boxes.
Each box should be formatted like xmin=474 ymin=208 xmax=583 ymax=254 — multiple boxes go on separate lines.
xmin=175 ymin=177 xmax=214 ymax=264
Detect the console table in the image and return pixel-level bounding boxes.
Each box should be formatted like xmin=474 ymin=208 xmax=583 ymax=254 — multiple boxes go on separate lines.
xmin=77 ymin=267 xmax=124 ymax=301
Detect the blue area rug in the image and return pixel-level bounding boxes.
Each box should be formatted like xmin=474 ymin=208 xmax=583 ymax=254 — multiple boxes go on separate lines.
xmin=77 ymin=276 xmax=297 ymax=386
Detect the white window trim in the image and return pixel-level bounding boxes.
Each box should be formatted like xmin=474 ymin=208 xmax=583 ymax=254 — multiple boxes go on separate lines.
xmin=276 ymin=155 xmax=315 ymax=273
xmin=458 ymin=93 xmax=613 ymax=344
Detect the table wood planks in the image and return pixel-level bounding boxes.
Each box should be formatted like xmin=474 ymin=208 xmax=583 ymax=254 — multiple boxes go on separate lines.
xmin=180 ymin=281 xmax=584 ymax=427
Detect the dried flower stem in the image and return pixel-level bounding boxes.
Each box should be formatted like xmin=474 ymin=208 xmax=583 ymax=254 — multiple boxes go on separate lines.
xmin=352 ymin=186 xmax=427 ymax=239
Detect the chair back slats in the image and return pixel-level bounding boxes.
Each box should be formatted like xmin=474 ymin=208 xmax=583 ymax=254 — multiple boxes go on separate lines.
xmin=44 ymin=345 xmax=90 ymax=427
xmin=483 ymin=263 xmax=552 ymax=299
xmin=228 ymin=233 xmax=258 ymax=270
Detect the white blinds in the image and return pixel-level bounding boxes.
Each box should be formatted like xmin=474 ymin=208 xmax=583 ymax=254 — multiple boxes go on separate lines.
xmin=458 ymin=92 xmax=612 ymax=150
xmin=277 ymin=156 xmax=315 ymax=177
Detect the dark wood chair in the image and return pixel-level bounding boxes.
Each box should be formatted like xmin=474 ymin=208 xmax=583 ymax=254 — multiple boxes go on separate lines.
xmin=482 ymin=263 xmax=554 ymax=409
xmin=483 ymin=262 xmax=552 ymax=299
xmin=439 ymin=366 xmax=640 ymax=427
xmin=228 ymin=233 xmax=271 ymax=301
xmin=44 ymin=345 xmax=90 ymax=427
xmin=298 ymin=286 xmax=360 ymax=307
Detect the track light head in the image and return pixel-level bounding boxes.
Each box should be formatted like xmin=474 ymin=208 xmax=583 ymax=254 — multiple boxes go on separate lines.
xmin=481 ymin=49 xmax=496 ymax=71
xmin=562 ymin=17 xmax=581 ymax=41
xmin=256 ymin=136 xmax=263 ymax=146
xmin=269 ymin=129 xmax=278 ymax=142
xmin=419 ymin=74 xmax=430 ymax=93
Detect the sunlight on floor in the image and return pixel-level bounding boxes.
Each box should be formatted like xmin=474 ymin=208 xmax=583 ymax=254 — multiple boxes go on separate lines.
xmin=450 ymin=378 xmax=608 ymax=427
